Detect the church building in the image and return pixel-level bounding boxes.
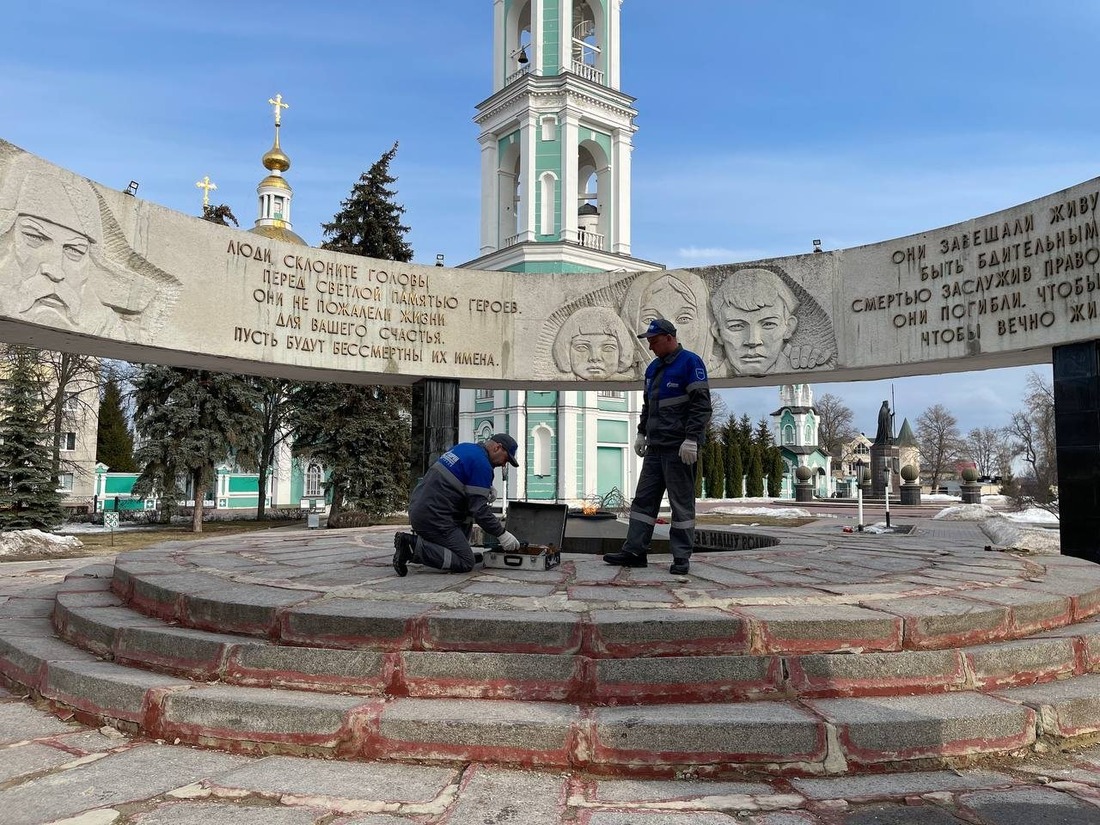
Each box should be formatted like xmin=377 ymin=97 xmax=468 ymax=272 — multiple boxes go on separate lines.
xmin=457 ymin=0 xmax=662 ymax=507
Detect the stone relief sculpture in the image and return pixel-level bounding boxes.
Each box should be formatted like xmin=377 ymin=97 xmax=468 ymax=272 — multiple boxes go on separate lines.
xmin=0 ymin=147 xmax=180 ymax=343
xmin=698 ymin=264 xmax=836 ymax=378
xmin=619 ymin=269 xmax=713 ymax=372
xmin=551 ymin=305 xmax=635 ymax=380
xmin=535 ymin=262 xmax=837 ymax=382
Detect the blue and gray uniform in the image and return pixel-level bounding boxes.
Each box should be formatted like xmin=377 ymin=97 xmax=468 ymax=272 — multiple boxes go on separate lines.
xmin=408 ymin=441 xmax=504 ymax=572
xmin=623 ymin=344 xmax=712 ymax=562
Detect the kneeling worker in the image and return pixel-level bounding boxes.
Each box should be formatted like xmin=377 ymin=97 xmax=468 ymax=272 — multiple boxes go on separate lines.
xmin=393 ymin=433 xmax=522 ymax=575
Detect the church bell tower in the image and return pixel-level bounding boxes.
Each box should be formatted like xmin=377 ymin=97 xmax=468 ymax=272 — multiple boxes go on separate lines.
xmin=464 ymin=0 xmax=656 ymax=273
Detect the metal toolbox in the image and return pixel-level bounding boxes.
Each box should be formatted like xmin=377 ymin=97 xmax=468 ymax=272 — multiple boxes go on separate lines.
xmin=482 ymin=502 xmax=567 ymax=571
xmin=484 ymin=542 xmax=561 ymax=571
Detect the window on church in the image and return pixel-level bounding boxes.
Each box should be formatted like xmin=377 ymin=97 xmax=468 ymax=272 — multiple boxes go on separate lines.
xmin=304 ymin=464 xmax=323 ymax=498
xmin=475 ymin=389 xmax=494 ymax=400
xmin=533 ymin=425 xmax=552 ymax=476
xmin=597 ymin=391 xmax=623 ymax=399
xmin=540 ymin=172 xmax=557 ymax=235
xmin=541 ymin=116 xmax=557 ymax=141
xmin=782 ymin=424 xmax=794 ymax=445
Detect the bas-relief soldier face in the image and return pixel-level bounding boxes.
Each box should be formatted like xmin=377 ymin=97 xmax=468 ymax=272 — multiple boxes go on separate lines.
xmin=5 ymin=213 xmax=92 ymax=328
xmin=714 ymin=302 xmax=798 ymax=376
xmin=569 ymin=331 xmax=620 ymax=380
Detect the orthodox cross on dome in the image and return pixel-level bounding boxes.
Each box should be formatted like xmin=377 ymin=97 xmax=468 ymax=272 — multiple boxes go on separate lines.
xmin=195 ymin=175 xmax=217 ymax=208
xmin=268 ymin=93 xmax=289 ymax=126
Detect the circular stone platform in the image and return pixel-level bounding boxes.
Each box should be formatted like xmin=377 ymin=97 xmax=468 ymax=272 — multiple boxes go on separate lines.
xmin=4 ymin=520 xmax=1100 ymax=778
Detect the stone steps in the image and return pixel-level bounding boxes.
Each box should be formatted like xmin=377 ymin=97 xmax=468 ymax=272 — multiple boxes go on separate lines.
xmin=6 ymin=597 xmax=1100 ymax=776
xmin=47 ymin=568 xmax=1100 ymax=704
xmin=4 ymin=528 xmax=1100 ymax=776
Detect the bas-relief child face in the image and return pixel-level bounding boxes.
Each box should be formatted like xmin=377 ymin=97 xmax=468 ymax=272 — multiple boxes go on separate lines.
xmin=569 ymin=331 xmax=621 ymax=380
xmin=5 ymin=213 xmax=92 ymax=328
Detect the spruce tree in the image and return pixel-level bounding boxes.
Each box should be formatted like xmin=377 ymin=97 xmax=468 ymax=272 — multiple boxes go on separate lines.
xmin=321 ymin=142 xmax=413 ymax=262
xmin=300 ymin=142 xmax=414 ymax=522
xmin=0 ymin=347 xmax=64 ymax=530
xmin=96 ymin=377 xmax=136 ymax=472
xmin=131 ymin=366 xmax=261 ymax=532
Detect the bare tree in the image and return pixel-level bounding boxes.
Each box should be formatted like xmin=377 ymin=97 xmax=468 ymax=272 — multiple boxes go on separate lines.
xmin=815 ymin=393 xmax=857 ymax=458
xmin=916 ymin=404 xmax=962 ymax=492
xmin=1004 ymin=371 xmax=1057 ymax=511
xmin=962 ymin=426 xmax=1007 ymax=478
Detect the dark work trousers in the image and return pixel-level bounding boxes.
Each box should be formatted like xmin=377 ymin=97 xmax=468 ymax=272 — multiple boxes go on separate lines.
xmin=411 ymin=517 xmax=477 ymax=573
xmin=621 ymin=446 xmax=698 ymax=562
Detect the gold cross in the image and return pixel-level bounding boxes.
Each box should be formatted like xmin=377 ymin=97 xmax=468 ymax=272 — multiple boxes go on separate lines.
xmin=195 ymin=175 xmax=217 ymax=207
xmin=268 ymin=93 xmax=289 ymax=126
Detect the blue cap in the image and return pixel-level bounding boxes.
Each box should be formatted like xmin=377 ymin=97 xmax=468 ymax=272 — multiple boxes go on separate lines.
xmin=638 ymin=318 xmax=677 ymax=339
xmin=490 ymin=433 xmax=519 ymax=466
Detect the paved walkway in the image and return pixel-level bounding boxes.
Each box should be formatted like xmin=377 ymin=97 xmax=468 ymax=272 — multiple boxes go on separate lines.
xmin=3 ymin=519 xmax=1100 ymax=823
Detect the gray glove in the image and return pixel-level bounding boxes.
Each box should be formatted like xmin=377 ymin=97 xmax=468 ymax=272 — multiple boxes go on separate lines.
xmin=678 ymin=439 xmax=698 ymax=465
xmin=633 ymin=433 xmax=647 ymax=457
xmin=498 ymin=531 xmax=521 ymax=551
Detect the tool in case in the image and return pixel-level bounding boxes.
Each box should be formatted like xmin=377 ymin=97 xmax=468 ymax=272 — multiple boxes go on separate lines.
xmin=482 ymin=502 xmax=568 ymax=571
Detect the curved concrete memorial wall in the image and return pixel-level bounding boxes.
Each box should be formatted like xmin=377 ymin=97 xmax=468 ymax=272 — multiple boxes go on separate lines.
xmin=2 ymin=138 xmax=1097 ymax=388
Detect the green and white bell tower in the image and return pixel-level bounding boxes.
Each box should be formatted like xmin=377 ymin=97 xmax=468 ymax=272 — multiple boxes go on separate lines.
xmin=464 ymin=0 xmax=657 ymax=274
xmin=459 ymin=0 xmax=660 ymax=507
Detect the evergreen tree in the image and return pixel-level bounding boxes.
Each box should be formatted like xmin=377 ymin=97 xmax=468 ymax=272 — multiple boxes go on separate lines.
xmin=298 ymin=142 xmax=415 ymax=522
xmin=321 ymin=142 xmax=413 ymax=262
xmin=289 ymin=382 xmax=411 ymax=522
xmin=746 ymin=443 xmax=765 ymax=497
xmin=0 ymin=347 xmax=64 ymax=530
xmin=768 ymin=448 xmax=786 ymax=497
xmin=705 ymin=440 xmax=724 ymax=499
xmin=202 ymin=204 xmax=239 ymax=227
xmin=131 ymin=366 xmax=261 ymax=532
xmin=729 ymin=447 xmax=744 ymax=498
xmin=96 ymin=376 xmax=136 ymax=472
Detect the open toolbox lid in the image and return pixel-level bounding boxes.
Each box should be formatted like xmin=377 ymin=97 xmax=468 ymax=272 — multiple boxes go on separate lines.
xmin=500 ymin=502 xmax=568 ymax=548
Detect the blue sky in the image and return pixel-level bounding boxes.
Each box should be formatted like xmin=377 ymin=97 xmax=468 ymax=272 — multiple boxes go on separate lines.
xmin=3 ymin=1 xmax=1093 ymax=436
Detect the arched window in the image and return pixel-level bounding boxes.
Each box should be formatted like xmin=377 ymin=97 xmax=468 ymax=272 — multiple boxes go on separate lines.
xmin=783 ymin=424 xmax=794 ymax=445
xmin=305 ymin=463 xmax=323 ymax=498
xmin=533 ymin=424 xmax=552 ymax=476
xmin=540 ymin=171 xmax=558 ymax=236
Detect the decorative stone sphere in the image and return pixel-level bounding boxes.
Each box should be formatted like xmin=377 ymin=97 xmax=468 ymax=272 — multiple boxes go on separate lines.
xmin=961 ymin=467 xmax=980 ymax=483
xmin=795 ymin=465 xmax=813 ymax=482
xmin=900 ymin=464 xmax=919 ymax=483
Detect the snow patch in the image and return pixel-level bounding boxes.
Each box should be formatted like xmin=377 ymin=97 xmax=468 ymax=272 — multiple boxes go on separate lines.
xmin=0 ymin=529 xmax=83 ymax=557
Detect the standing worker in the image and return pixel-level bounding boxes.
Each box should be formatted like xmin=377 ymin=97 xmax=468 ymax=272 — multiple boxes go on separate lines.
xmin=393 ymin=433 xmax=522 ymax=575
xmin=604 ymin=318 xmax=712 ymax=574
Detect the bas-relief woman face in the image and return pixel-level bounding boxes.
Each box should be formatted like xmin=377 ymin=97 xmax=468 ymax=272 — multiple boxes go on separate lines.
xmin=639 ymin=279 xmax=707 ymax=356
xmin=569 ymin=331 xmax=621 ymax=380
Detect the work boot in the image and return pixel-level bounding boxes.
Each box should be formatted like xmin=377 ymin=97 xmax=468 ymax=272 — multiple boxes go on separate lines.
xmin=603 ymin=550 xmax=647 ymax=568
xmin=669 ymin=559 xmax=690 ymax=575
xmin=392 ymin=532 xmax=415 ymax=577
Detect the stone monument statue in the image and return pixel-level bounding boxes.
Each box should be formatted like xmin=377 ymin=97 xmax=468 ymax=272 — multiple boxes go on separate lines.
xmin=870 ymin=400 xmax=900 ymax=498
xmin=873 ymin=400 xmax=894 ymax=446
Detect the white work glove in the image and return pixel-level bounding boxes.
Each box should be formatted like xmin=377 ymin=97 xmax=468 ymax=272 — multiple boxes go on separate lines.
xmin=497 ymin=531 xmax=521 ymax=551
xmin=678 ymin=439 xmax=698 ymax=465
xmin=633 ymin=433 xmax=647 ymax=457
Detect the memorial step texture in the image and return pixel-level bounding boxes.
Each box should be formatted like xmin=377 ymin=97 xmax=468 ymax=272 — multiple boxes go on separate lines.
xmin=1 ymin=526 xmax=1099 ymax=777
